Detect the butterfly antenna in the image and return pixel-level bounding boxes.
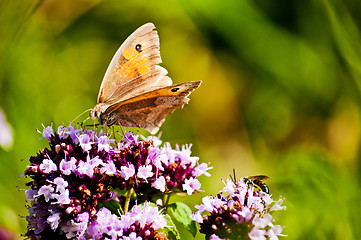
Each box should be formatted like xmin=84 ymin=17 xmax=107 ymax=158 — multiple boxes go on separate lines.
xmin=62 ymin=109 xmax=92 ymax=135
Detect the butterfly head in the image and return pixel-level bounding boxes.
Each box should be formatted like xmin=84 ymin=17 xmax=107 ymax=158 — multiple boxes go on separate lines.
xmin=89 ymin=108 xmax=98 ymax=119
xmin=90 ymin=103 xmax=112 ymax=126
xmin=90 ymin=104 xmax=107 ymax=119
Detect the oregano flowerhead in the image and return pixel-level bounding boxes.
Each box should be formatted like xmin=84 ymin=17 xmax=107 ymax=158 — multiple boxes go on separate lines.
xmin=191 ymin=178 xmax=286 ymax=240
xmin=24 ymin=124 xmax=211 ymax=239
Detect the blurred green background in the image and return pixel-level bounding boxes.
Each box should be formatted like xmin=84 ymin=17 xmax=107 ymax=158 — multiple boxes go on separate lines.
xmin=1 ymin=0 xmax=361 ymax=239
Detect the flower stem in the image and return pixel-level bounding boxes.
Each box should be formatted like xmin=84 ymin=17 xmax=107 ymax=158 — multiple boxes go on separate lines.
xmin=124 ymin=188 xmax=132 ymax=213
xmin=164 ymin=193 xmax=171 ymax=206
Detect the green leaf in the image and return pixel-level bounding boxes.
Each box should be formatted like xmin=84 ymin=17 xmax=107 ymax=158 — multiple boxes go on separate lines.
xmin=167 ymin=202 xmax=198 ymax=237
xmin=100 ymin=199 xmax=122 ymax=216
xmin=161 ymin=214 xmax=181 ymax=240
xmin=113 ymin=188 xmax=128 ymax=195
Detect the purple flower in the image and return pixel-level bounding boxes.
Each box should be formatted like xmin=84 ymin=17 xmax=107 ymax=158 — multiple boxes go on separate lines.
xmin=63 ymin=212 xmax=90 ymax=239
xmin=37 ymin=185 xmax=54 ymax=202
xmin=249 ymin=227 xmax=267 ymax=240
xmin=123 ymin=132 xmax=139 ymax=145
xmin=25 ymin=189 xmax=38 ymax=201
xmin=271 ymin=199 xmax=286 ymax=211
xmin=54 ymin=189 xmax=71 ymax=205
xmin=79 ymin=134 xmax=92 ymax=152
xmin=77 ymin=160 xmax=95 ymax=178
xmin=41 ymin=125 xmax=53 ymax=141
xmin=100 ymin=161 xmax=117 ymax=175
xmin=57 ymin=125 xmax=67 ymax=139
xmin=221 ymin=178 xmax=236 ymax=195
xmin=39 ymin=158 xmax=58 ymax=174
xmin=183 ymin=177 xmax=201 ymax=195
xmin=47 ymin=212 xmax=61 ymax=230
xmin=176 ymin=144 xmax=199 ymax=165
xmin=144 ymin=135 xmax=162 ymax=147
xmin=89 ymin=156 xmax=103 ymax=168
xmin=67 ymin=126 xmax=82 ymax=143
xmin=53 ymin=177 xmax=68 ymax=192
xmin=76 ymin=156 xmax=102 ymax=178
xmin=152 ymin=176 xmax=166 ymax=192
xmin=83 ymin=203 xmax=167 ymax=240
xmin=121 ymin=164 xmax=136 ymax=180
xmin=126 ymin=203 xmax=167 ymax=230
xmin=57 ymin=125 xmax=82 ymax=141
xmin=123 ymin=232 xmax=142 ymax=240
xmin=267 ymin=225 xmax=287 ymax=240
xmin=210 ymin=234 xmax=224 ymax=240
xmin=137 ymin=165 xmax=153 ymax=181
xmin=98 ymin=136 xmax=110 ymax=152
xmin=87 ymin=207 xmax=122 ymax=239
xmin=194 ymin=162 xmax=212 ymax=177
xmin=253 ymin=213 xmax=273 ymax=228
xmin=192 ymin=178 xmax=286 ymax=240
xmin=24 ymin=124 xmax=210 ymax=239
xmin=60 ymin=157 xmax=77 ymax=175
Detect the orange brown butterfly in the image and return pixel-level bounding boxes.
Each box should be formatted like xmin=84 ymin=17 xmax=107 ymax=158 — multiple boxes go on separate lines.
xmin=88 ymin=23 xmax=201 ymax=134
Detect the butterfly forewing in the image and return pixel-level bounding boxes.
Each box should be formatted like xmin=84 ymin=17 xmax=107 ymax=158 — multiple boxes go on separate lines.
xmin=97 ymin=23 xmax=170 ymax=104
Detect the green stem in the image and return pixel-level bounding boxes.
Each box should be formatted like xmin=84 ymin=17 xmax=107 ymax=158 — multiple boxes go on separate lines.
xmin=164 ymin=193 xmax=171 ymax=206
xmin=124 ymin=188 xmax=132 ymax=213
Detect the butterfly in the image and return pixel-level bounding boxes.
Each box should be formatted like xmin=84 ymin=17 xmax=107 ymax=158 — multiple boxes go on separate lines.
xmin=89 ymin=23 xmax=201 ymax=134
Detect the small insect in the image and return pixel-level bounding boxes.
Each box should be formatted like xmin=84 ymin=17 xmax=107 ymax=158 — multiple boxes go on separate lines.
xmin=243 ymin=175 xmax=270 ymax=194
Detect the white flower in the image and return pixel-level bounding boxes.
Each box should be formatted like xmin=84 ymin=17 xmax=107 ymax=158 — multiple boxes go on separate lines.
xmin=182 ymin=177 xmax=201 ymax=195
xmin=39 ymin=159 xmax=58 ymax=174
xmin=152 ymin=176 xmax=166 ymax=192
xmin=137 ymin=165 xmax=153 ymax=181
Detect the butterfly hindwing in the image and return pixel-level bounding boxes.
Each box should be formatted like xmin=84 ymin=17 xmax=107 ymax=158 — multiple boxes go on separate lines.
xmin=99 ymin=81 xmax=201 ymax=134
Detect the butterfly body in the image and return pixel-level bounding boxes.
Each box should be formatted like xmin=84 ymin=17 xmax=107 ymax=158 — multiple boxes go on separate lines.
xmin=90 ymin=23 xmax=201 ymax=133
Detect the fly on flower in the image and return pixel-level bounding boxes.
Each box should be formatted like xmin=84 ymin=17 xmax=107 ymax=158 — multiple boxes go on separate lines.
xmin=191 ymin=178 xmax=286 ymax=240
xmin=243 ymin=175 xmax=270 ymax=194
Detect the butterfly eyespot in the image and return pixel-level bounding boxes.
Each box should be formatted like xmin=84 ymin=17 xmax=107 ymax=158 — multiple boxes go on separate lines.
xmin=135 ymin=44 xmax=142 ymax=52
xmin=171 ymin=88 xmax=179 ymax=92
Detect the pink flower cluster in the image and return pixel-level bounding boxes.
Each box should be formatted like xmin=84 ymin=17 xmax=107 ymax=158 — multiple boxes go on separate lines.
xmin=24 ymin=124 xmax=211 ymax=239
xmin=191 ymin=179 xmax=286 ymax=240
